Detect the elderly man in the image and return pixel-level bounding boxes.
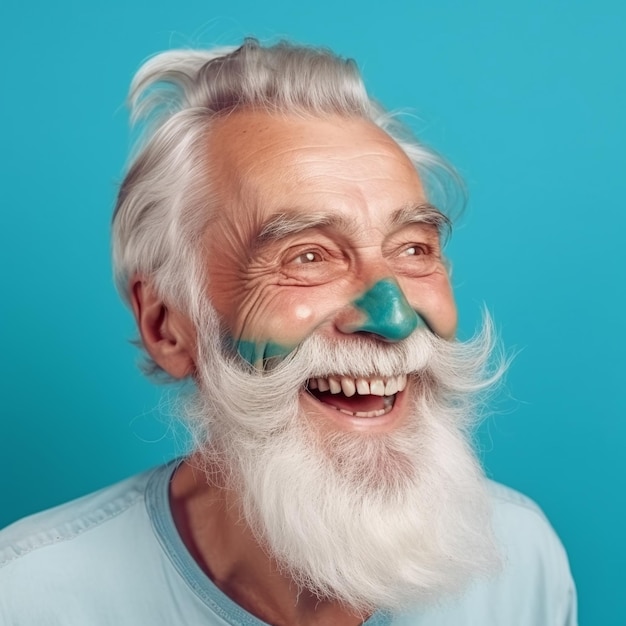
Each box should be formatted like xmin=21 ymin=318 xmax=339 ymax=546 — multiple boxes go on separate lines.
xmin=0 ymin=39 xmax=576 ymax=625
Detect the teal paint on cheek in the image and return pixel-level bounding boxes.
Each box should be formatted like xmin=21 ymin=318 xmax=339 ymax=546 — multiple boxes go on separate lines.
xmin=352 ymin=279 xmax=422 ymax=341
xmin=234 ymin=338 xmax=294 ymax=367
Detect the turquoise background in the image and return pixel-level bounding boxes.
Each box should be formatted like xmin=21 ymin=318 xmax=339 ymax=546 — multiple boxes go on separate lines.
xmin=1 ymin=1 xmax=623 ymax=623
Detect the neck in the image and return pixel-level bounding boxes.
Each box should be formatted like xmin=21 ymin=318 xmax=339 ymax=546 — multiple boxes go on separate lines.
xmin=170 ymin=454 xmax=368 ymax=626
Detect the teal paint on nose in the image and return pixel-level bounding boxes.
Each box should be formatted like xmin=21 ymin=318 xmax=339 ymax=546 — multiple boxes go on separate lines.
xmin=352 ymin=279 xmax=421 ymax=341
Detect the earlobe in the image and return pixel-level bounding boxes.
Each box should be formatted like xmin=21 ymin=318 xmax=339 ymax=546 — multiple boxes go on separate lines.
xmin=130 ymin=278 xmax=197 ymax=379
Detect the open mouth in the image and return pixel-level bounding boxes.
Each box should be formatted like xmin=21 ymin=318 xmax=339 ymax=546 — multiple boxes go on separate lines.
xmin=306 ymin=374 xmax=407 ymax=418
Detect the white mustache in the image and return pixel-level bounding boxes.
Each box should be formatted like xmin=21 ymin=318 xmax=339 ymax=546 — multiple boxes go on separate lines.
xmin=194 ymin=306 xmax=504 ymax=438
xmin=290 ymin=330 xmax=436 ymax=380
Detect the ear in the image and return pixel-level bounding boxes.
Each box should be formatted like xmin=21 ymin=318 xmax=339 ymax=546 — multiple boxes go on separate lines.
xmin=130 ymin=278 xmax=197 ymax=379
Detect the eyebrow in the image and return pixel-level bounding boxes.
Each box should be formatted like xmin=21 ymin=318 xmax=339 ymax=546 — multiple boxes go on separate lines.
xmin=253 ymin=202 xmax=451 ymax=249
xmin=255 ymin=211 xmax=360 ymax=246
xmin=391 ymin=203 xmax=451 ymax=238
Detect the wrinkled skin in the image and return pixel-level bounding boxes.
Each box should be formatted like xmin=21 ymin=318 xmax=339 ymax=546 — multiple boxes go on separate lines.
xmin=203 ymin=111 xmax=458 ymax=369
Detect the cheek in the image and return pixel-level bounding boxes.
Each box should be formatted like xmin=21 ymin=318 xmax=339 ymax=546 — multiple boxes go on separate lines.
xmin=294 ymin=304 xmax=315 ymax=323
xmin=428 ymin=293 xmax=458 ymax=339
xmin=402 ymin=275 xmax=457 ymax=339
xmin=253 ymin=297 xmax=332 ymax=345
xmin=228 ymin=286 xmax=342 ymax=348
xmin=229 ymin=294 xmax=339 ymax=366
xmin=424 ymin=290 xmax=457 ymax=339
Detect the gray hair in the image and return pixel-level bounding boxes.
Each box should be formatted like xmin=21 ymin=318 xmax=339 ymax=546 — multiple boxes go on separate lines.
xmin=111 ymin=38 xmax=464 ymax=375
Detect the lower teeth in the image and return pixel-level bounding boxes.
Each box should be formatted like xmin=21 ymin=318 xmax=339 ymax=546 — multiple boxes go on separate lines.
xmin=337 ymin=402 xmax=393 ymax=418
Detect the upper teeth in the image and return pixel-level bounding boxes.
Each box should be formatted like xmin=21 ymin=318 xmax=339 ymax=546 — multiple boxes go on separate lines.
xmin=308 ymin=374 xmax=407 ymax=396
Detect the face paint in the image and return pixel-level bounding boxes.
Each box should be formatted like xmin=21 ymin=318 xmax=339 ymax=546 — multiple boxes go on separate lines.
xmin=206 ymin=113 xmax=458 ymax=369
xmin=235 ymin=279 xmax=422 ymax=366
xmin=351 ymin=279 xmax=422 ymax=341
xmin=234 ymin=337 xmax=293 ymax=368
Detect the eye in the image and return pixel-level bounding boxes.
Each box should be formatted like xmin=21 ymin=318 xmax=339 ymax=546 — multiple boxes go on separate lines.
xmin=401 ymin=244 xmax=429 ymax=257
xmin=280 ymin=242 xmax=347 ymax=285
xmin=292 ymin=250 xmax=323 ymax=264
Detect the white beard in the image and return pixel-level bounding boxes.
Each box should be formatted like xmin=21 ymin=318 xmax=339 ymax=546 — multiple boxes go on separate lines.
xmin=185 ymin=307 xmax=503 ymax=613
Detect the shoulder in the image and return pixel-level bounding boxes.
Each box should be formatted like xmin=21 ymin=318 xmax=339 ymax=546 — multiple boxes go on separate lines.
xmin=486 ymin=479 xmax=571 ymax=567
xmin=0 ymin=465 xmax=170 ymax=624
xmin=0 ymin=469 xmax=153 ymax=565
xmin=486 ymin=480 xmax=577 ymax=624
xmin=393 ymin=481 xmax=577 ymax=625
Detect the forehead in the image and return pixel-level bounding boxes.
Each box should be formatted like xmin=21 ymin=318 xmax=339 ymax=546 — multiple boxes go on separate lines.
xmin=206 ymin=110 xmax=426 ymax=231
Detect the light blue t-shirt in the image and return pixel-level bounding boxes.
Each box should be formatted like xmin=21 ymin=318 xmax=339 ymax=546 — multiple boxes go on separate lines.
xmin=0 ymin=461 xmax=577 ymax=625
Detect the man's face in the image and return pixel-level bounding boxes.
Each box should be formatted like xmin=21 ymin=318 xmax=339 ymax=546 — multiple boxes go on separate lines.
xmin=203 ymin=111 xmax=457 ymax=434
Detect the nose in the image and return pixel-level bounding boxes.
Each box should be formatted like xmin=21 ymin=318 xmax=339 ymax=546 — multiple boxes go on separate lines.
xmin=338 ymin=278 xmax=421 ymax=342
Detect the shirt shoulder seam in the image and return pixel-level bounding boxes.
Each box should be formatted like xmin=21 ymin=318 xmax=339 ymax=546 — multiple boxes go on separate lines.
xmin=0 ymin=486 xmax=145 ymax=568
